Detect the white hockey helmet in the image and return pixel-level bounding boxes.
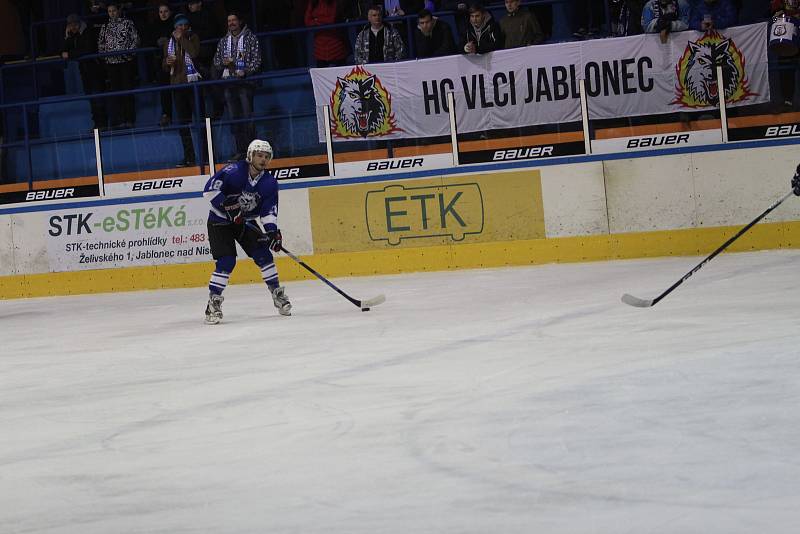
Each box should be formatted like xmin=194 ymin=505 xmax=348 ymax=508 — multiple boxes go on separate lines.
xmin=246 ymin=139 xmax=273 ymax=163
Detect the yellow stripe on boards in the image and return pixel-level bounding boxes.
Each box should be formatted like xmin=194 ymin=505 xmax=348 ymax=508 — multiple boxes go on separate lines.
xmin=2 ymin=221 xmax=800 ymax=299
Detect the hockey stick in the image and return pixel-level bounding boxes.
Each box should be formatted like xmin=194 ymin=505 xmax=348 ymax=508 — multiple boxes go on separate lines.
xmin=622 ymin=189 xmax=795 ymax=308
xmin=246 ymin=221 xmax=386 ymax=311
xmin=279 ymin=246 xmax=386 ymax=311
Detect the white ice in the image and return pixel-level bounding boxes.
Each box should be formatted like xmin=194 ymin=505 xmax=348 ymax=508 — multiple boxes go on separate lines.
xmin=2 ymin=250 xmax=800 ymax=534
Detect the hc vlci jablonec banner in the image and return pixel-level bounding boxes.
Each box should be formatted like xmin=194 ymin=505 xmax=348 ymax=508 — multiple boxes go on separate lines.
xmin=310 ymin=23 xmax=768 ymax=142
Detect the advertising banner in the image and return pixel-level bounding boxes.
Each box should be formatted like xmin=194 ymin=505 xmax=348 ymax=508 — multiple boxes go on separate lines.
xmin=308 ymin=170 xmax=545 ymax=253
xmin=45 ymin=196 xmax=211 ymax=271
xmin=310 ymin=24 xmax=769 ymax=142
xmin=335 ymin=153 xmax=453 ymax=178
xmin=592 ymin=129 xmax=723 ymax=154
xmin=728 ymin=121 xmax=800 ymax=142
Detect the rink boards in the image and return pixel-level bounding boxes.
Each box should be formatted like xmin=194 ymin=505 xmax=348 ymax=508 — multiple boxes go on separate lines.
xmin=1 ymin=142 xmax=800 ymax=298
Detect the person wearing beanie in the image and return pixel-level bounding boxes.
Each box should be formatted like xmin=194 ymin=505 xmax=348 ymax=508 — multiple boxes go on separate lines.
xmin=163 ymin=13 xmax=201 ymax=167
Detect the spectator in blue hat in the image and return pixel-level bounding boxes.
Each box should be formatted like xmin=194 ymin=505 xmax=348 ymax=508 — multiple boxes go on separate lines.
xmin=163 ymin=13 xmax=201 ymax=167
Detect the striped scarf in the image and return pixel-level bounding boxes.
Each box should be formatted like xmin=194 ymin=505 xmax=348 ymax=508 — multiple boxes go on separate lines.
xmin=167 ymin=36 xmax=201 ymax=82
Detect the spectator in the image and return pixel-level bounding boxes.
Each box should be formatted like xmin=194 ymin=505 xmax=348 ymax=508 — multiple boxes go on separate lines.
xmin=688 ymin=0 xmax=737 ymax=30
xmin=305 ymin=0 xmax=349 ymax=67
xmin=499 ymin=0 xmax=544 ymax=48
xmin=213 ymin=12 xmax=261 ymax=160
xmin=354 ymin=5 xmax=406 ymax=63
xmin=163 ymin=13 xmax=201 ymax=166
xmin=642 ymin=0 xmax=690 ymax=43
xmin=610 ymin=0 xmax=645 ymax=36
xmin=62 ymin=13 xmax=109 ymax=131
xmin=98 ymin=1 xmax=140 ymax=128
xmin=462 ymin=2 xmax=503 ymax=55
xmin=771 ymin=0 xmax=800 ymax=109
xmin=572 ymin=0 xmax=605 ymax=38
xmin=414 ymin=8 xmax=456 ymax=58
xmin=151 ymin=3 xmax=174 ymax=126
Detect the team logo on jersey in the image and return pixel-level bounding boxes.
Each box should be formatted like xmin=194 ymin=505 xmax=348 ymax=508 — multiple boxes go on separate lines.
xmin=672 ymin=31 xmax=755 ymax=108
xmin=238 ymin=191 xmax=260 ymax=214
xmin=330 ymin=66 xmax=401 ymax=139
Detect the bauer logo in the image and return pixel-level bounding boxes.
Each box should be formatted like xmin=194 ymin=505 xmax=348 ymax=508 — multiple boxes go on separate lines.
xmin=365 ymin=183 xmax=484 ymax=245
xmin=765 ymin=124 xmax=800 ymax=137
xmin=593 ymin=130 xmax=720 ymax=154
xmin=626 ymin=133 xmax=690 ymax=149
xmin=492 ymin=146 xmax=554 ymax=161
xmin=131 ymin=179 xmax=184 ymax=192
xmin=336 ymin=154 xmax=451 ymax=178
xmin=26 ymin=188 xmax=75 ymax=201
xmin=366 ymin=157 xmax=423 ymax=171
xmin=0 ymin=184 xmax=99 ymax=205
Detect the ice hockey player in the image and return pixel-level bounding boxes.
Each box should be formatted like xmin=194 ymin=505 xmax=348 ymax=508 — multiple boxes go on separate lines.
xmin=202 ymin=139 xmax=291 ymax=324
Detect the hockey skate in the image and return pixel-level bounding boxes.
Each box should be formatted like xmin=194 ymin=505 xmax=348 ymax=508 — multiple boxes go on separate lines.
xmin=270 ymin=286 xmax=292 ymax=316
xmin=205 ymin=294 xmax=224 ymax=324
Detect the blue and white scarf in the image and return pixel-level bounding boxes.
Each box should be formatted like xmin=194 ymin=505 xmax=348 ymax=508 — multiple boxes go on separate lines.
xmin=167 ymin=36 xmax=201 ymax=82
xmin=222 ymin=31 xmax=245 ymax=79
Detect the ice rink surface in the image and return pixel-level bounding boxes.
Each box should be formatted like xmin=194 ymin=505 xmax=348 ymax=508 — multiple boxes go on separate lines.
xmin=2 ymin=250 xmax=800 ymax=533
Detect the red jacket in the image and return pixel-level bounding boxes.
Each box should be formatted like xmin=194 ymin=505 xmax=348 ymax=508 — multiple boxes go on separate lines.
xmin=305 ymin=0 xmax=348 ymax=62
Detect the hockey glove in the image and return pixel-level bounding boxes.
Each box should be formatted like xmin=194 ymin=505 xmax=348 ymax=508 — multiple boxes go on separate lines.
xmin=222 ymin=196 xmax=243 ymax=224
xmin=793 ymin=168 xmax=800 ymax=196
xmin=263 ymin=229 xmax=283 ymax=253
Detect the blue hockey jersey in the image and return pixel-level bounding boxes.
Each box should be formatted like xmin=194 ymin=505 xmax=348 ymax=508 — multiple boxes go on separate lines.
xmin=203 ymin=161 xmax=279 ymax=231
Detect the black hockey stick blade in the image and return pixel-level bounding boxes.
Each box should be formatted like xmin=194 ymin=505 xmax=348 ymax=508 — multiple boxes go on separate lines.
xmin=621 ymin=293 xmax=654 ymax=308
xmin=621 ymin=188 xmax=795 ymax=308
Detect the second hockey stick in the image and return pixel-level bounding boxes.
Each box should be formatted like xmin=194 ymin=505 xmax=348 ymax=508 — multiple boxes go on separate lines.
xmin=279 ymin=246 xmax=386 ymax=311
xmin=622 ymin=189 xmax=795 ymax=308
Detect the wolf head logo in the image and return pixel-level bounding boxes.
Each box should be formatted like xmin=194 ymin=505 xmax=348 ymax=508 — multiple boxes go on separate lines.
xmin=238 ymin=191 xmax=260 ymax=214
xmin=337 ymin=76 xmax=386 ymax=137
xmin=329 ymin=66 xmax=400 ymax=139
xmin=683 ymin=39 xmax=738 ymax=105
xmin=673 ymin=32 xmax=754 ymax=108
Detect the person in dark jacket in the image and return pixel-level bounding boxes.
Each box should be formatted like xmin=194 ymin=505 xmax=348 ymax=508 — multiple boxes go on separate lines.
xmin=353 ymin=5 xmax=407 ymax=63
xmin=462 ymin=2 xmax=503 ymax=55
xmin=499 ymin=0 xmax=544 ymax=48
xmin=163 ymin=13 xmax=201 ymax=166
xmin=61 ymin=13 xmax=108 ymax=130
xmin=151 ymin=3 xmax=174 ymax=126
xmin=415 ymin=8 xmax=456 ymax=58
